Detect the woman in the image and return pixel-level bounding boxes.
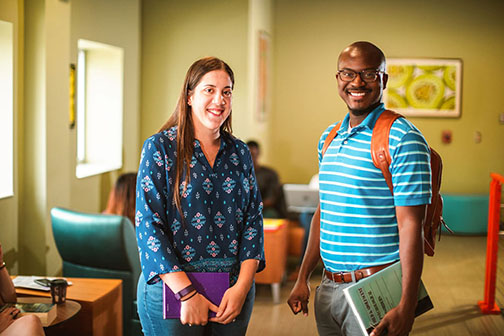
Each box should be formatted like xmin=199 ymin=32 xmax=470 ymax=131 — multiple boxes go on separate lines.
xmin=103 ymin=172 xmax=137 ymax=225
xmin=135 ymin=57 xmax=265 ymax=336
xmin=0 ymin=243 xmax=45 ymax=336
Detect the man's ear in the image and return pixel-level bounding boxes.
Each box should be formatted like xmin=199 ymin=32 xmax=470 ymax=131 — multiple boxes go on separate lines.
xmin=382 ymin=73 xmax=388 ymax=90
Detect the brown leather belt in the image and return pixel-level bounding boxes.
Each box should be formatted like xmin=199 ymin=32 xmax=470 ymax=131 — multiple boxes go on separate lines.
xmin=324 ymin=262 xmax=395 ymax=283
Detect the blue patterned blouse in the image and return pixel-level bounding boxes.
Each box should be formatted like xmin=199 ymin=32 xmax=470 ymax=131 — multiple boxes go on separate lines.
xmin=135 ymin=126 xmax=265 ymax=284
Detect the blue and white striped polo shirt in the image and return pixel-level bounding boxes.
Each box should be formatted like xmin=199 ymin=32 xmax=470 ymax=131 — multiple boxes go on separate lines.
xmin=317 ymin=103 xmax=431 ymax=272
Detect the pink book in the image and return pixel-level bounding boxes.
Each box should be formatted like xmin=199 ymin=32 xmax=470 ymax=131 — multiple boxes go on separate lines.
xmin=163 ymin=272 xmax=230 ymax=319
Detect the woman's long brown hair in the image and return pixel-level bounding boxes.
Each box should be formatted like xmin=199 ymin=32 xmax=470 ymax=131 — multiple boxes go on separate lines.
xmin=158 ymin=57 xmax=234 ymax=221
xmin=104 ymin=172 xmax=137 ymax=225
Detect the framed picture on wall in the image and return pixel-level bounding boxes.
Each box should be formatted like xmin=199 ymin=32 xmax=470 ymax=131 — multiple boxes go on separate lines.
xmin=384 ymin=58 xmax=462 ymax=117
xmin=257 ymin=30 xmax=269 ymax=123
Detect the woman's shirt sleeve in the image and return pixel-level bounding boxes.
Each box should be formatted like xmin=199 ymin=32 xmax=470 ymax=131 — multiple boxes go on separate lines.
xmin=136 ymin=135 xmax=182 ymax=284
xmin=239 ymin=147 xmax=266 ymax=273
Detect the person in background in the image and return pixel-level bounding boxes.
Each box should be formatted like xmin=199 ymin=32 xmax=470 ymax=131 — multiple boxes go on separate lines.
xmin=299 ymin=173 xmax=319 ymax=259
xmin=103 ymin=172 xmax=137 ymax=225
xmin=287 ymin=173 xmax=319 ymax=281
xmin=246 ymin=140 xmax=287 ymax=218
xmin=287 ymin=41 xmax=431 ymax=336
xmin=0 ymin=243 xmax=45 ymax=336
xmin=135 ymin=57 xmax=265 ymax=336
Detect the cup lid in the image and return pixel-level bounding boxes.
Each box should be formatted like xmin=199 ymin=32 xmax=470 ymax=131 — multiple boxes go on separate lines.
xmin=50 ymin=279 xmax=68 ymax=286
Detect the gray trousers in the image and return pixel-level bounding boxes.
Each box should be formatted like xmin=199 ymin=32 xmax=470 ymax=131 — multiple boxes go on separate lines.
xmin=314 ymin=274 xmax=363 ymax=336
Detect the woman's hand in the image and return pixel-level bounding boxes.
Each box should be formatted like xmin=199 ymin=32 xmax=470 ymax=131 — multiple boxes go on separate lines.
xmin=159 ymin=272 xmax=220 ymax=326
xmin=179 ymin=292 xmax=219 ymax=326
xmin=209 ymin=259 xmax=258 ymax=324
xmin=0 ymin=307 xmax=19 ymax=333
xmin=0 ymin=243 xmax=4 ymax=265
xmin=0 ymin=242 xmax=17 ymax=305
xmin=209 ymin=283 xmax=248 ymax=324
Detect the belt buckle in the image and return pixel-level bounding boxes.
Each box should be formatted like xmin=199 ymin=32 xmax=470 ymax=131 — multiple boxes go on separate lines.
xmin=338 ymin=271 xmax=347 ymax=283
xmin=339 ymin=271 xmax=348 ymax=283
xmin=327 ymin=270 xmax=356 ymax=283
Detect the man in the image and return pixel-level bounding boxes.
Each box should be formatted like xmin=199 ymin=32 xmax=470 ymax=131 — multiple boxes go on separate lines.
xmin=287 ymin=41 xmax=431 ymax=336
xmin=246 ymin=140 xmax=287 ymax=218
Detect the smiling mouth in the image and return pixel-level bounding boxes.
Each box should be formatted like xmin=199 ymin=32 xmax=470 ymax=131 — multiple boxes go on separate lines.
xmin=207 ymin=108 xmax=224 ymax=116
xmin=348 ymin=91 xmax=367 ymax=97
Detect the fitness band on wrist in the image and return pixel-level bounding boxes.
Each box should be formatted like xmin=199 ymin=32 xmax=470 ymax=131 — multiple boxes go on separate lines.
xmin=174 ymin=284 xmax=195 ymax=301
xmin=180 ymin=290 xmax=198 ymax=302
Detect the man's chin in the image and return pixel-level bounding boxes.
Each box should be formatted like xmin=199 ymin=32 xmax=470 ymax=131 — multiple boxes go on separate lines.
xmin=348 ymin=106 xmax=371 ymax=117
xmin=347 ymin=102 xmax=381 ymax=116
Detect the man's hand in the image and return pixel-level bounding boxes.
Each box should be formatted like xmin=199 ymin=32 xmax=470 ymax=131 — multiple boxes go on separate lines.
xmin=371 ymin=204 xmax=425 ymax=336
xmin=210 ymin=284 xmax=248 ymax=324
xmin=370 ymin=304 xmax=415 ymax=336
xmin=287 ymin=280 xmax=311 ymax=316
xmin=287 ymin=204 xmax=320 ymax=317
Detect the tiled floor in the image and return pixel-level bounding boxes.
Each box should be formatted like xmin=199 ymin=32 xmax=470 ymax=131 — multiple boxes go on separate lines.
xmin=248 ymin=235 xmax=504 ymax=336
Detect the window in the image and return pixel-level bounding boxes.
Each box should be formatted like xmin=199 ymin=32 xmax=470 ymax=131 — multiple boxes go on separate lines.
xmin=0 ymin=20 xmax=13 ymax=199
xmin=76 ymin=39 xmax=124 ymax=178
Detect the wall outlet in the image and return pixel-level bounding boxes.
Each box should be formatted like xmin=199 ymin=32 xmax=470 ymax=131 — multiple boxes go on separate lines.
xmin=441 ymin=130 xmax=452 ymax=144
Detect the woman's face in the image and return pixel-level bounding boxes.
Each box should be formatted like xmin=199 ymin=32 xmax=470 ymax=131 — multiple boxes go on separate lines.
xmin=189 ymin=70 xmax=233 ymax=136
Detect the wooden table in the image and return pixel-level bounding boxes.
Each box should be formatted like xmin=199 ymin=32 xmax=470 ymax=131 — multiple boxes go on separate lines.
xmin=15 ymin=277 xmax=122 ymax=336
xmin=254 ymin=219 xmax=288 ymax=303
xmin=17 ymin=297 xmax=81 ymax=327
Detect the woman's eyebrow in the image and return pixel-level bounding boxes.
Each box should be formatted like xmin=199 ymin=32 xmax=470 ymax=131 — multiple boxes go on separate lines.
xmin=201 ymin=83 xmax=232 ymax=89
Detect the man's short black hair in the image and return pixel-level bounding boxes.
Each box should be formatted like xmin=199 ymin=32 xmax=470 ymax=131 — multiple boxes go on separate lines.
xmin=246 ymin=140 xmax=260 ymax=149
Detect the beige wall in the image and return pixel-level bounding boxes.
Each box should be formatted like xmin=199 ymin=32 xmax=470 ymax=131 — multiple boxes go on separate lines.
xmin=0 ymin=0 xmax=22 ymax=274
xmin=5 ymin=0 xmax=503 ymax=275
xmin=271 ymin=0 xmax=504 ymax=193
xmin=247 ymin=0 xmax=274 ymax=161
xmin=141 ymin=0 xmax=251 ymax=142
xmin=69 ymin=0 xmax=141 ymax=213
xmin=15 ymin=0 xmax=141 ymax=275
xmin=22 ymin=0 xmax=45 ymax=275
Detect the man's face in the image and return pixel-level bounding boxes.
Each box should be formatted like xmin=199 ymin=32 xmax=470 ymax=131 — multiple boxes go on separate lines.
xmin=249 ymin=146 xmax=259 ymax=168
xmin=337 ymin=51 xmax=388 ymax=115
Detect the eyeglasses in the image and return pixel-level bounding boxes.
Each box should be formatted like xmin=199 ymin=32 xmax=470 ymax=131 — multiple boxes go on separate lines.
xmin=34 ymin=278 xmax=51 ymax=287
xmin=336 ymin=69 xmax=384 ymax=82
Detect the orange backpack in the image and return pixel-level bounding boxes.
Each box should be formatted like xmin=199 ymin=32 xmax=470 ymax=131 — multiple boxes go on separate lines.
xmin=321 ymin=109 xmax=450 ymax=256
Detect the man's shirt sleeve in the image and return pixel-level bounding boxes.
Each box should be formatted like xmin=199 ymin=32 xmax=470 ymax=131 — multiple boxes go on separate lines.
xmin=389 ymin=124 xmax=432 ymax=207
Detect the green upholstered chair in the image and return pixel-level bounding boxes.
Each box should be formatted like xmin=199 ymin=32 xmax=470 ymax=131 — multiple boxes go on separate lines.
xmin=51 ymin=207 xmax=142 ymax=336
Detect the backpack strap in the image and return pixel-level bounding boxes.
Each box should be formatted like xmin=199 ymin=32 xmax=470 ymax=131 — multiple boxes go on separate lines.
xmin=322 ymin=110 xmax=403 ymax=192
xmin=370 ymin=110 xmax=403 ymax=193
xmin=321 ymin=122 xmax=342 ymax=157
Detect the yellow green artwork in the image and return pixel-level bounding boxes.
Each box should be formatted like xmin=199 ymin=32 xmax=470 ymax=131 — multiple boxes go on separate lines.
xmin=384 ymin=59 xmax=462 ymax=117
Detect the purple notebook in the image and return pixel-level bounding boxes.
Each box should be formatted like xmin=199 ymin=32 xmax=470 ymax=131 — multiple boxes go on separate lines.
xmin=163 ymin=272 xmax=230 ymax=319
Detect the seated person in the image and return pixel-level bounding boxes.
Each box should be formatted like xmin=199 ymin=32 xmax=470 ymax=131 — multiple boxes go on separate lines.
xmin=299 ymin=174 xmax=319 ymax=259
xmin=288 ymin=174 xmax=318 ymax=281
xmin=246 ymin=140 xmax=287 ymax=218
xmin=0 ymin=243 xmax=45 ymax=336
xmin=103 ymin=172 xmax=137 ymax=225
